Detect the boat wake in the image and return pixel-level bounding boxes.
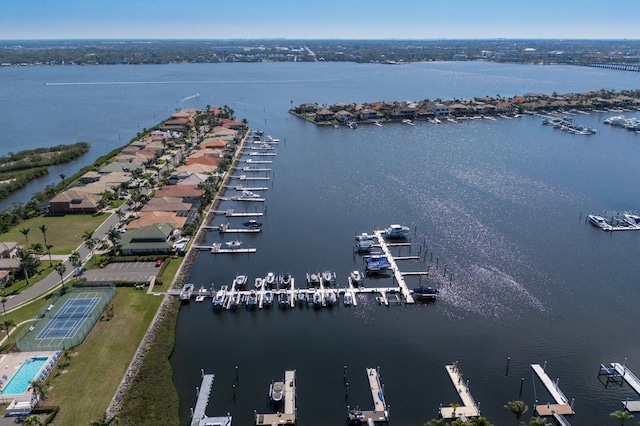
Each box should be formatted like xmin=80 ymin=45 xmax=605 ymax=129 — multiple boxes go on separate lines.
xmin=180 ymin=93 xmax=200 ymax=102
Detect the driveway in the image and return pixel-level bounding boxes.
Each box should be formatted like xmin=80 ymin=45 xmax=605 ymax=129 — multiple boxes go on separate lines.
xmin=81 ymin=261 xmax=159 ymax=283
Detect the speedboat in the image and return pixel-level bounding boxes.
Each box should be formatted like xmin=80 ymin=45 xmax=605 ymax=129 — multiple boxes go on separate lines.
xmin=255 ymin=277 xmax=264 ymax=290
xmin=180 ymin=283 xmax=194 ymax=301
xmin=325 ymin=289 xmax=338 ymax=306
xmin=365 ymin=254 xmax=392 ymax=272
xmin=281 ymin=273 xmax=292 ymax=287
xmin=355 ymin=240 xmax=374 ymax=253
xmin=355 ymin=233 xmax=376 ymax=241
xmin=270 ymin=380 xmax=285 ymax=403
xmin=343 ymin=290 xmax=354 ymax=306
xmin=412 ymin=286 xmax=438 ymax=300
xmin=265 ymin=272 xmax=276 ymax=287
xmin=306 ymin=272 xmax=320 ymax=287
xmin=278 ymin=289 xmax=289 ymax=308
xmin=234 ymin=274 xmax=248 ymax=288
xmin=312 ymin=291 xmax=323 ymax=308
xmin=588 ymin=214 xmax=612 ymax=231
xmin=321 ymin=270 xmax=335 ymax=285
xmin=384 ymin=224 xmax=410 ymax=239
xmin=225 ymin=239 xmax=243 ymax=249
xmin=402 ymin=118 xmax=415 ymax=125
xmin=212 ymin=288 xmax=226 ymax=308
xmin=246 ymin=290 xmax=258 ymax=309
xmin=242 ymin=190 xmax=260 ymax=198
xmin=263 ymin=290 xmax=273 ymax=307
xmin=350 ymin=270 xmax=363 ymax=286
xmin=242 ymin=219 xmax=262 ymax=228
xmin=296 ymin=290 xmax=307 ymax=306
xmin=623 ymin=213 xmax=640 ymax=227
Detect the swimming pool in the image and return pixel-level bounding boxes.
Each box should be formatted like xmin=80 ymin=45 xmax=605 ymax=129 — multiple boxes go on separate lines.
xmin=1 ymin=357 xmax=48 ymax=395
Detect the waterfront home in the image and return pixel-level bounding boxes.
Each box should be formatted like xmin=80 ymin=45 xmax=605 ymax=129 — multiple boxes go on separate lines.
xmin=127 ymin=211 xmax=187 ymax=231
xmin=79 ymin=171 xmax=101 ymax=184
xmin=154 ymin=185 xmax=205 ymax=202
xmin=390 ymin=107 xmax=417 ymax=121
xmin=119 ymin=222 xmax=176 ymax=255
xmin=48 ymin=189 xmax=101 ymax=214
xmin=199 ymin=138 xmax=229 ymax=149
xmin=447 ymin=103 xmax=471 ymax=116
xmin=336 ymin=110 xmax=354 ymax=123
xmin=314 ymin=109 xmax=335 ymax=122
xmin=359 ymin=108 xmax=382 ymax=121
xmin=0 ymin=241 xmax=19 ymax=259
xmin=141 ymin=197 xmax=193 ymax=216
xmin=219 ymin=118 xmax=246 ymax=130
xmin=99 ymin=161 xmax=145 ymax=175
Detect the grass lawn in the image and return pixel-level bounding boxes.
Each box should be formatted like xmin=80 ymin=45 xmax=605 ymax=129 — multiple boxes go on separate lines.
xmin=2 ymin=260 xmax=61 ymax=296
xmin=45 ymin=288 xmax=163 ymax=425
xmin=0 ymin=213 xmax=110 ymax=254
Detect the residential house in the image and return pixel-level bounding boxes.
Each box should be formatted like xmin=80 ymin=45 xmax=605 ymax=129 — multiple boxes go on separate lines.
xmin=335 ymin=110 xmax=354 ymax=123
xmin=127 ymin=211 xmax=187 ymax=231
xmin=119 ymin=222 xmax=176 ymax=255
xmin=314 ymin=109 xmax=335 ymax=122
xmin=0 ymin=242 xmax=19 ymax=259
xmin=48 ymin=189 xmax=101 ymax=214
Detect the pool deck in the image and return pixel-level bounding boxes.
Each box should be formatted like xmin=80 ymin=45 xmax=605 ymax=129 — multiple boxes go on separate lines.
xmin=0 ymin=351 xmax=60 ymax=403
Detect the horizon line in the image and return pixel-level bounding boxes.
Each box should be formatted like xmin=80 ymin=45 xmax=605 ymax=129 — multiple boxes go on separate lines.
xmin=2 ymin=37 xmax=640 ymax=42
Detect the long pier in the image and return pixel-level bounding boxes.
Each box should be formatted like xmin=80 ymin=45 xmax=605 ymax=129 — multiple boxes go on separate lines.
xmin=212 ymin=208 xmax=264 ymax=217
xmin=204 ymin=223 xmax=261 ymax=233
xmin=192 ymin=243 xmax=257 ymax=254
xmin=190 ymin=372 xmax=232 ymax=426
xmin=531 ymin=363 xmax=574 ymax=418
xmin=611 ymin=363 xmax=640 ymax=412
xmin=229 ymin=174 xmax=271 ymax=181
xmin=373 ymin=230 xmax=415 ymax=304
xmin=440 ymin=363 xmax=480 ymax=419
xmin=255 ymin=370 xmax=297 ymax=425
xmin=348 ymin=368 xmax=389 ymax=424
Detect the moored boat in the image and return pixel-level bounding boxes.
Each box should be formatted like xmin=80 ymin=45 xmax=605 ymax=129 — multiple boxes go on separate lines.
xmin=246 ymin=290 xmax=258 ymax=308
xmin=263 ymin=290 xmax=273 ymax=307
xmin=242 ymin=219 xmax=262 ymax=228
xmin=322 ymin=270 xmax=335 ymax=285
xmin=212 ymin=288 xmax=226 ymax=308
xmin=384 ymin=224 xmax=410 ymax=239
xmin=355 ymin=240 xmax=374 ymax=253
xmin=180 ymin=283 xmax=195 ymax=301
xmin=588 ymin=214 xmax=613 ymax=231
xmin=255 ymin=277 xmax=265 ymax=290
xmin=278 ymin=289 xmax=289 ymax=308
xmin=265 ymin=272 xmax=276 ymax=287
xmin=234 ymin=274 xmax=248 ymax=288
xmin=270 ymin=380 xmax=285 ymax=403
xmin=225 ymin=239 xmax=243 ymax=249
xmin=343 ymin=290 xmax=354 ymax=306
xmin=412 ymin=286 xmax=438 ymax=300
xmin=306 ymin=272 xmax=320 ymax=287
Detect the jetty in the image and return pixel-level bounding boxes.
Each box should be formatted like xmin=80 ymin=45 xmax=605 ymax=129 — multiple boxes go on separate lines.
xmin=348 ymin=367 xmax=389 ymax=424
xmin=241 ymin=159 xmax=273 ymax=164
xmin=531 ymin=363 xmax=575 ymax=418
xmin=223 ymin=185 xmax=269 ymax=191
xmin=255 ymin=370 xmax=297 ymax=425
xmin=192 ymin=243 xmax=257 ymax=254
xmin=610 ymin=362 xmax=640 ymax=412
xmin=440 ymin=363 xmax=480 ymax=419
xmin=190 ymin=371 xmax=232 ymax=426
xmin=203 ymin=223 xmax=261 ymax=233
xmin=229 ymin=174 xmax=271 ymax=181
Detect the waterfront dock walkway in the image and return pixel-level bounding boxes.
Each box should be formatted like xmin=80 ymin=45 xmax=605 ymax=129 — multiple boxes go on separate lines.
xmin=440 ymin=364 xmax=480 ymax=419
xmin=255 ymin=370 xmax=297 ymax=425
xmin=531 ymin=363 xmax=574 ymax=417
xmin=190 ymin=373 xmax=232 ymax=426
xmin=611 ymin=363 xmax=640 ymax=412
xmin=349 ymin=368 xmax=389 ymax=424
xmin=212 ymin=208 xmax=264 ymax=217
xmin=373 ymin=230 xmax=415 ymax=304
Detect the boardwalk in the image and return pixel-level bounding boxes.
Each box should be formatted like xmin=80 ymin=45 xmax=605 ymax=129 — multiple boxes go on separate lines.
xmin=348 ymin=368 xmax=389 ymax=424
xmin=531 ymin=363 xmax=574 ymax=417
xmin=190 ymin=373 xmax=232 ymax=426
xmin=373 ymin=230 xmax=415 ymax=303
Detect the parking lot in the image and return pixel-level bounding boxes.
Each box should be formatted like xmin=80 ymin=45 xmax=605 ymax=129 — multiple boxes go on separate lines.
xmin=81 ymin=261 xmax=160 ymax=283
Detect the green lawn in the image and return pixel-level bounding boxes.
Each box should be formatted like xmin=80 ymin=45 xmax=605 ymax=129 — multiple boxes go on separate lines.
xmin=45 ymin=288 xmax=163 ymax=425
xmin=0 ymin=213 xmax=111 ymax=254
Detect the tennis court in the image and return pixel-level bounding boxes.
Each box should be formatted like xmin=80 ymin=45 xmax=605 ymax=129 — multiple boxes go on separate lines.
xmin=36 ymin=296 xmax=101 ymax=340
xmin=17 ymin=285 xmax=116 ymax=352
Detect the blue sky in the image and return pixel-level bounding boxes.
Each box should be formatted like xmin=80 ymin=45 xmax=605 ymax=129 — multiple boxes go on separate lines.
xmin=1 ymin=0 xmax=639 ymax=40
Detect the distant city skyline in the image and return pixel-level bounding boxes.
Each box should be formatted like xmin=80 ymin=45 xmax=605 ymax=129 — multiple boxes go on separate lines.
xmin=1 ymin=0 xmax=640 ymax=41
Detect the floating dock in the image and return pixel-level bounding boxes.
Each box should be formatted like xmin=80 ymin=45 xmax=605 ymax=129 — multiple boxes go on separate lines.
xmin=229 ymin=174 xmax=271 ymax=181
xmin=255 ymin=370 xmax=297 ymax=425
xmin=610 ymin=363 xmax=640 ymax=412
xmin=440 ymin=363 xmax=480 ymax=419
xmin=531 ymin=363 xmax=574 ymax=417
xmin=190 ymin=372 xmax=232 ymax=426
xmin=223 ymin=185 xmax=269 ymax=191
xmin=348 ymin=368 xmax=389 ymax=424
xmin=203 ymin=223 xmax=261 ymax=233
xmin=192 ymin=243 xmax=257 ymax=254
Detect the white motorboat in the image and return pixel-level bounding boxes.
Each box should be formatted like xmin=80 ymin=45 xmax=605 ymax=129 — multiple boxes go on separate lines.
xmin=312 ymin=291 xmax=323 ymax=307
xmin=325 ymin=289 xmax=338 ymax=306
xmin=265 ymin=272 xmax=276 ymax=287
xmin=355 ymin=240 xmax=374 ymax=253
xmin=402 ymin=119 xmax=415 ymax=125
xmin=246 ymin=290 xmax=258 ymax=308
xmin=212 ymin=289 xmax=226 ymax=308
xmin=384 ymin=224 xmax=410 ymax=238
xmin=180 ymin=283 xmax=194 ymax=301
xmin=623 ymin=213 xmax=640 ymax=227
xmin=343 ymin=290 xmax=354 ymax=306
xmin=263 ymin=290 xmax=273 ymax=307
xmin=281 ymin=273 xmax=292 ymax=287
xmin=588 ymin=214 xmax=612 ymax=231
xmin=322 ymin=270 xmax=335 ymax=285
xmin=234 ymin=274 xmax=248 ymax=288
xmin=225 ymin=239 xmax=243 ymax=249
xmin=242 ymin=190 xmax=260 ymax=198
xmin=255 ymin=277 xmax=264 ymax=290
xmin=306 ymin=272 xmax=320 ymax=287
xmin=350 ymin=270 xmax=363 ymax=286
xmin=270 ymin=380 xmax=285 ymax=403
xmin=278 ymin=289 xmax=289 ymax=308
xmin=296 ymin=290 xmax=307 ymax=305
xmin=355 ymin=233 xmax=376 ymax=241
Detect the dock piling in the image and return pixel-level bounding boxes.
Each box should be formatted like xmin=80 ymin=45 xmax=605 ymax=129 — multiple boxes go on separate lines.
xmin=519 ymin=377 xmax=524 ymax=398
xmin=505 ymin=357 xmax=510 ymax=377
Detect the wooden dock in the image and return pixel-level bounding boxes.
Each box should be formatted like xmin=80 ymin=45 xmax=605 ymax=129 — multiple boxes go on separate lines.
xmin=230 ymin=174 xmax=271 ymax=181
xmin=611 ymin=363 xmax=640 ymax=412
xmin=223 ymin=185 xmax=269 ymax=191
xmin=190 ymin=372 xmax=232 ymax=426
xmin=440 ymin=364 xmax=480 ymax=419
xmin=255 ymin=370 xmax=297 ymax=425
xmin=531 ymin=364 xmax=574 ymax=417
xmin=192 ymin=243 xmax=257 ymax=254
xmin=349 ymin=368 xmax=389 ymax=424
xmin=241 ymin=159 xmax=272 ymax=164
xmin=203 ymin=224 xmax=261 ymax=233
xmin=373 ymin=230 xmax=415 ymax=304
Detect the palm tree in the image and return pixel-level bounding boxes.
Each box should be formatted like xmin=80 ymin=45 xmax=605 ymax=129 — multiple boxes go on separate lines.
xmin=19 ymin=227 xmax=30 ymax=247
xmin=0 ymin=295 xmax=6 ymax=318
xmin=39 ymin=224 xmax=53 ymax=266
xmin=528 ymin=417 xmax=552 ymax=426
xmin=504 ymin=400 xmax=528 ymax=424
xmin=83 ymin=231 xmax=97 ymax=264
xmin=29 ymin=242 xmax=44 ymax=255
xmin=16 ymin=249 xmax=32 ymax=285
xmin=3 ymin=318 xmax=15 ymax=346
xmin=54 ymin=263 xmax=67 ymax=290
xmin=59 ymin=173 xmax=66 ymax=186
xmin=69 ymin=251 xmax=81 ymax=276
xmin=106 ymin=228 xmax=122 ymax=255
xmin=424 ymin=419 xmax=446 ymax=426
xmin=450 ymin=402 xmax=460 ymax=419
xmin=470 ymin=417 xmax=494 ymax=426
xmin=609 ymin=410 xmax=633 ymax=425
xmin=30 ymin=379 xmax=46 ymax=401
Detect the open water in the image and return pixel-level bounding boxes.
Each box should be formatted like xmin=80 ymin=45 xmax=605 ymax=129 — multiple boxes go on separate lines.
xmin=2 ymin=61 xmax=640 ymax=424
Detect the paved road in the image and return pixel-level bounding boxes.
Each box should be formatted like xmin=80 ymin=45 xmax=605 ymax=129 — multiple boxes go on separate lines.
xmin=4 ymin=210 xmax=121 ymax=312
